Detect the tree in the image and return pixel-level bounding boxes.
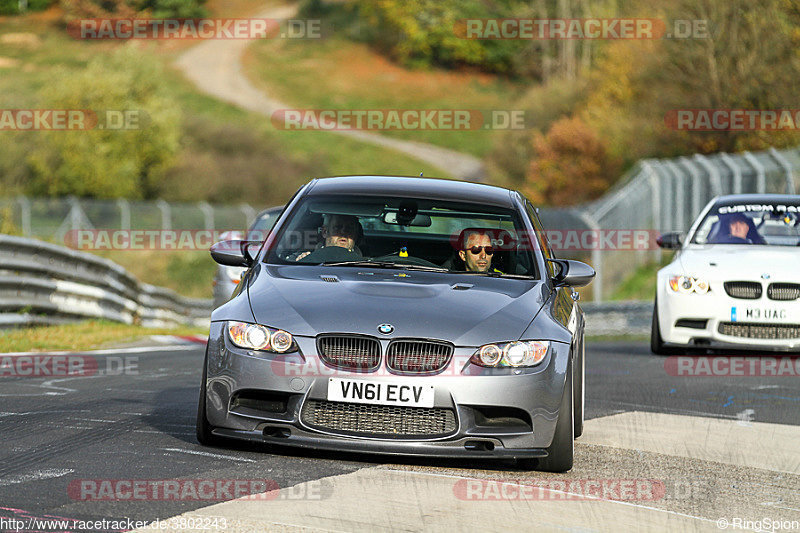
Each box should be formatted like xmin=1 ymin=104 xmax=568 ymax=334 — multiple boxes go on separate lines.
xmin=525 ymin=116 xmax=620 ymax=205
xmin=28 ymin=45 xmax=180 ymax=199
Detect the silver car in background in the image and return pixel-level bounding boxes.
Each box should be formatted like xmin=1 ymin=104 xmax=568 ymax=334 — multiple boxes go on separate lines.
xmin=212 ymin=207 xmax=282 ymax=308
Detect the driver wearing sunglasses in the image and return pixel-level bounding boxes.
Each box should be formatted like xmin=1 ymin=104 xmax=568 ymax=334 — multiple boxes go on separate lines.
xmin=458 ymin=231 xmax=501 ymax=273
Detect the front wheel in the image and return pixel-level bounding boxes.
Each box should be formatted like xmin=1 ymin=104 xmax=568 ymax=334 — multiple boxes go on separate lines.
xmin=522 ymin=365 xmax=574 ymax=472
xmin=650 ymin=300 xmax=678 ymax=355
xmin=573 ymin=337 xmax=584 ymax=439
xmin=196 ymin=348 xmax=224 ymax=447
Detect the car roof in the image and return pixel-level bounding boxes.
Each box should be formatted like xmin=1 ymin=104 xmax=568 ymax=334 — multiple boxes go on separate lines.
xmin=305 ymin=176 xmax=517 ymax=208
xmin=714 ymin=193 xmax=800 ymax=205
xmin=256 ymin=206 xmax=283 ymax=218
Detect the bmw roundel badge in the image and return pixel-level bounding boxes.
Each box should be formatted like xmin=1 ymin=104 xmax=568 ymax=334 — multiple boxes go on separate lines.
xmin=378 ymin=324 xmax=394 ymax=335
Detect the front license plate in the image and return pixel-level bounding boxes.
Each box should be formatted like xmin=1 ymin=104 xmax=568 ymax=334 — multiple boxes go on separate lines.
xmin=327 ymin=378 xmax=434 ymax=408
xmin=733 ymin=306 xmax=792 ymax=322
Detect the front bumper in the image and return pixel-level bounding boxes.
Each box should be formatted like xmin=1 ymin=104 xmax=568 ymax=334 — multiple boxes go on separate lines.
xmin=657 ymin=287 xmax=800 ymax=351
xmin=202 ymin=322 xmax=571 ymax=459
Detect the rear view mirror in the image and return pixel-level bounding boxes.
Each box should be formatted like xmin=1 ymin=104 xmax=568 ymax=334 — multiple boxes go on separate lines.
xmin=383 ymin=212 xmax=432 ymax=226
xmin=656 ymin=232 xmax=684 ymax=249
xmin=210 ymin=240 xmax=259 ymax=267
xmin=548 ymin=259 xmax=595 ymax=288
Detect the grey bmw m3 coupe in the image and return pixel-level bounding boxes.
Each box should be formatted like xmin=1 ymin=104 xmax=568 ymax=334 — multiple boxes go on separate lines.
xmin=198 ymin=176 xmax=594 ymax=472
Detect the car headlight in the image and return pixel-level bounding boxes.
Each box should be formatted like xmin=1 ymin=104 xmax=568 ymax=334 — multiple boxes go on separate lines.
xmin=470 ymin=341 xmax=549 ymax=368
xmin=226 ymin=321 xmax=297 ymax=353
xmin=668 ymin=275 xmax=710 ymax=294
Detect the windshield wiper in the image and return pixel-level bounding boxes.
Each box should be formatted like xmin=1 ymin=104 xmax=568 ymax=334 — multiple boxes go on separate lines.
xmin=456 ymin=271 xmax=535 ymax=279
xmin=321 ymin=260 xmax=448 ymax=272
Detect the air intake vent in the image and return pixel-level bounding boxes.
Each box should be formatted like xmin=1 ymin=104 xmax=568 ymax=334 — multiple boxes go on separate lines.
xmin=301 ymin=400 xmax=456 ymax=437
xmin=317 ymin=335 xmax=381 ymax=371
xmin=767 ymin=283 xmax=800 ymax=301
xmin=387 ymin=340 xmax=454 ymax=374
xmin=675 ymin=319 xmax=708 ymax=330
xmin=724 ymin=281 xmax=762 ymax=299
xmin=718 ymin=322 xmax=800 ymax=339
xmin=320 ymin=276 xmax=340 ymax=283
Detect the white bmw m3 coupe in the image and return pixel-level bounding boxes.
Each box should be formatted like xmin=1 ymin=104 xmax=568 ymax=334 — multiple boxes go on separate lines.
xmin=652 ymin=194 xmax=800 ymax=354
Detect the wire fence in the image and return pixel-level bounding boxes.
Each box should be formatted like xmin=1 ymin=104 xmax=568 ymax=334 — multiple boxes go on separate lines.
xmin=540 ymin=145 xmax=798 ymax=301
xmin=0 ymin=197 xmax=258 ymax=243
xmin=1 ymin=144 xmax=798 ymax=301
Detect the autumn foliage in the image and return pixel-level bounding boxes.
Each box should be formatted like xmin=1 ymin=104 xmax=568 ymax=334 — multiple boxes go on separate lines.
xmin=525 ymin=116 xmax=620 ymax=206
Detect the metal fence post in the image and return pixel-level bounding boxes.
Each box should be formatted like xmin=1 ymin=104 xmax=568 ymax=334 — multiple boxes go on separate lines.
xmin=239 ymin=203 xmax=256 ymax=230
xmin=693 ymin=154 xmax=722 ymax=196
xmin=16 ymin=195 xmax=31 ymax=237
xmin=198 ymin=202 xmax=215 ymax=232
xmin=156 ymin=200 xmax=171 ymax=231
xmin=652 ymin=160 xmax=672 ymax=231
xmin=643 ymin=161 xmax=662 ymax=263
xmin=664 ymin=161 xmax=686 ymax=231
xmin=743 ymin=151 xmax=766 ymax=193
xmin=117 ymin=199 xmax=130 ymax=230
xmin=769 ymin=147 xmax=796 ymax=194
xmin=719 ymin=152 xmax=741 ymax=194
xmin=679 ymin=157 xmax=702 ymax=220
xmin=576 ymin=210 xmax=603 ymax=302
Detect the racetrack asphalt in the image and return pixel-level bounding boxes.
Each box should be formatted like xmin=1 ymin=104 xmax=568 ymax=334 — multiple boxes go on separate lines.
xmin=0 ymin=342 xmax=798 ymax=532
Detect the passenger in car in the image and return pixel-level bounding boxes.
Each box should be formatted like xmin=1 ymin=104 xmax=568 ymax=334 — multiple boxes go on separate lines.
xmin=293 ymin=214 xmax=364 ymax=261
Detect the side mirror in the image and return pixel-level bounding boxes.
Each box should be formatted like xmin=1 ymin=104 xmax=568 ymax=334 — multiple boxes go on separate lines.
xmin=210 ymin=240 xmax=258 ymax=267
xmin=549 ymin=259 xmax=595 ymax=288
xmin=656 ymin=232 xmax=684 ymax=249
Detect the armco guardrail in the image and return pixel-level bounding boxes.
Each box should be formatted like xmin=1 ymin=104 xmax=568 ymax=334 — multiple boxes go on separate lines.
xmin=581 ymin=301 xmax=652 ymax=336
xmin=0 ymin=234 xmax=212 ymax=328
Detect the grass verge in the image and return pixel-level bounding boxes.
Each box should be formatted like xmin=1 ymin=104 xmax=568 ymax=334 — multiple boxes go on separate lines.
xmin=94 ymin=249 xmax=217 ymax=299
xmin=243 ymin=34 xmax=526 ymax=158
xmin=609 ymin=256 xmax=673 ymax=302
xmin=0 ymin=320 xmax=207 ymax=353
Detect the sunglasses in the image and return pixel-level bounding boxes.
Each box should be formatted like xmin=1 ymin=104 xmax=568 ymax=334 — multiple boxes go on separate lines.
xmin=466 ymin=245 xmax=494 ymax=255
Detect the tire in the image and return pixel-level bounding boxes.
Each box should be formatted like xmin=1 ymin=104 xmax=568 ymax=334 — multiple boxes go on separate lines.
xmin=526 ymin=365 xmax=574 ymax=473
xmin=650 ymin=300 xmax=678 ymax=355
xmin=573 ymin=334 xmax=584 ymax=439
xmin=196 ymin=347 xmax=224 ymax=447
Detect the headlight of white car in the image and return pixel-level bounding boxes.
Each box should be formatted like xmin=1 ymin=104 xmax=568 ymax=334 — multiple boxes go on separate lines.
xmin=470 ymin=341 xmax=549 ymax=368
xmin=668 ymin=275 xmax=710 ymax=294
xmin=227 ymin=321 xmax=297 ymax=353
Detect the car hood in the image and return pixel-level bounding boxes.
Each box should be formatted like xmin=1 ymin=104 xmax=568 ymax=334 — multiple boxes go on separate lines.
xmin=247 ymin=265 xmax=550 ymax=346
xmin=677 ymin=245 xmax=800 ymax=282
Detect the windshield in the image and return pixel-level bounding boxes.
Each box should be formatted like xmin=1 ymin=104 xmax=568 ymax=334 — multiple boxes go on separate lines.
xmin=691 ymin=202 xmax=800 ymax=246
xmin=264 ymin=195 xmax=539 ymax=278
